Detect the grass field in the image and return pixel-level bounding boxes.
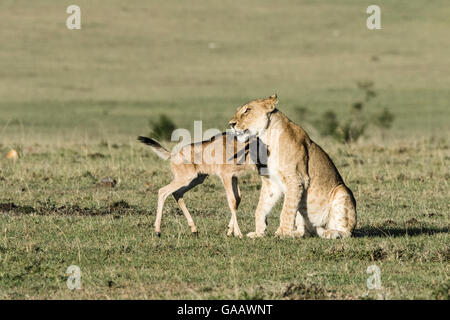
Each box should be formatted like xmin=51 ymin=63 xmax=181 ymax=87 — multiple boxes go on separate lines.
xmin=0 ymin=0 xmax=449 ymax=299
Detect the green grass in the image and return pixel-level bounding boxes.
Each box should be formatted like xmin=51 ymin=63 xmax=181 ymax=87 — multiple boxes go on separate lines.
xmin=0 ymin=137 xmax=448 ymax=299
xmin=0 ymin=0 xmax=449 ymax=299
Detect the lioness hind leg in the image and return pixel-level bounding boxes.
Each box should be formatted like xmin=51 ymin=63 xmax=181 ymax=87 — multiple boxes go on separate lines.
xmin=318 ymin=185 xmax=356 ymax=239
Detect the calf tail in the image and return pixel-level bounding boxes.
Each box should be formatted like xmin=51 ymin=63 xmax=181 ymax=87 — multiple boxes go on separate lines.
xmin=137 ymin=136 xmax=171 ymax=160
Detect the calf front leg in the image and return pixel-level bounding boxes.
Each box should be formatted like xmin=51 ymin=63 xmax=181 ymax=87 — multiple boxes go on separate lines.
xmin=221 ymin=175 xmax=242 ymax=238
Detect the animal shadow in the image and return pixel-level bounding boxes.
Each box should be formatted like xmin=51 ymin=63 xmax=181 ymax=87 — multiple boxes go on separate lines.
xmin=354 ymin=226 xmax=449 ymax=238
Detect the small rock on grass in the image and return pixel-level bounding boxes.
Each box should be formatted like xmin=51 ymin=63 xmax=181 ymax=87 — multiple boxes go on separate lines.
xmin=98 ymin=176 xmax=117 ymax=188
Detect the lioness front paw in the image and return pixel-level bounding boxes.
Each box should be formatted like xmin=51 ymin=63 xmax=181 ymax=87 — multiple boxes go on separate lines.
xmin=292 ymin=230 xmax=305 ymax=238
xmin=247 ymin=231 xmax=264 ymax=238
xmin=275 ymin=227 xmax=294 ymax=238
xmin=320 ymin=229 xmax=350 ymax=239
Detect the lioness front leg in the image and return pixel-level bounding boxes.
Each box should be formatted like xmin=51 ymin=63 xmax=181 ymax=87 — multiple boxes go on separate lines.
xmin=275 ymin=178 xmax=304 ymax=237
xmin=294 ymin=211 xmax=313 ymax=238
xmin=247 ymin=176 xmax=282 ymax=238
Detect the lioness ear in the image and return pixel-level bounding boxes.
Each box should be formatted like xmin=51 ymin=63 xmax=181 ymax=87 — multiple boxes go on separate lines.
xmin=265 ymin=94 xmax=278 ymax=112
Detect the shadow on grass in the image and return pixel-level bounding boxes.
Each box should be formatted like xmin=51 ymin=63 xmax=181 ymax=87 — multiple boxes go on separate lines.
xmin=0 ymin=201 xmax=148 ymax=216
xmin=354 ymin=226 xmax=449 ymax=238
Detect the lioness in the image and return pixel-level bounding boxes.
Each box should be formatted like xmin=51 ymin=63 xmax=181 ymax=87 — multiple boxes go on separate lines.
xmin=229 ymin=95 xmax=357 ymax=239
xmin=138 ymin=133 xmax=265 ymax=238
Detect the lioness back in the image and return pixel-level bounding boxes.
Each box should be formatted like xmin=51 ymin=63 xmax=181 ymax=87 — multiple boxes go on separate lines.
xmin=307 ymin=141 xmax=344 ymax=193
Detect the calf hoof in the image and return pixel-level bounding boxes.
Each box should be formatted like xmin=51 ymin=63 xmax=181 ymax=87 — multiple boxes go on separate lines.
xmin=192 ymin=231 xmax=199 ymax=236
xmin=155 ymin=232 xmax=161 ymax=237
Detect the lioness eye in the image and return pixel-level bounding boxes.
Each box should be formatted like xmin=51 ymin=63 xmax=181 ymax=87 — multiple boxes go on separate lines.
xmin=244 ymin=108 xmax=251 ymax=114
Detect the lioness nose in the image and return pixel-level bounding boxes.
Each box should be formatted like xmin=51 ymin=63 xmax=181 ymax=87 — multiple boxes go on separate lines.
xmin=229 ymin=120 xmax=237 ymax=128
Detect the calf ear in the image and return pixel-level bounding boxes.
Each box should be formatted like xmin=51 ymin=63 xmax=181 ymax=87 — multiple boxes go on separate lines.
xmin=265 ymin=94 xmax=278 ymax=112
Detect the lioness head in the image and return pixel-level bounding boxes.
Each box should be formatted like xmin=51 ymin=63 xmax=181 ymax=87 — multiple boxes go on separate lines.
xmin=229 ymin=94 xmax=278 ymax=142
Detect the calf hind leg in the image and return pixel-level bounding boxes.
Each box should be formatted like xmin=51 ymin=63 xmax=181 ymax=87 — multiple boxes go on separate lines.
xmin=173 ymin=197 xmax=198 ymax=234
xmin=155 ymin=174 xmax=206 ymax=236
xmin=172 ymin=174 xmax=208 ymax=235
